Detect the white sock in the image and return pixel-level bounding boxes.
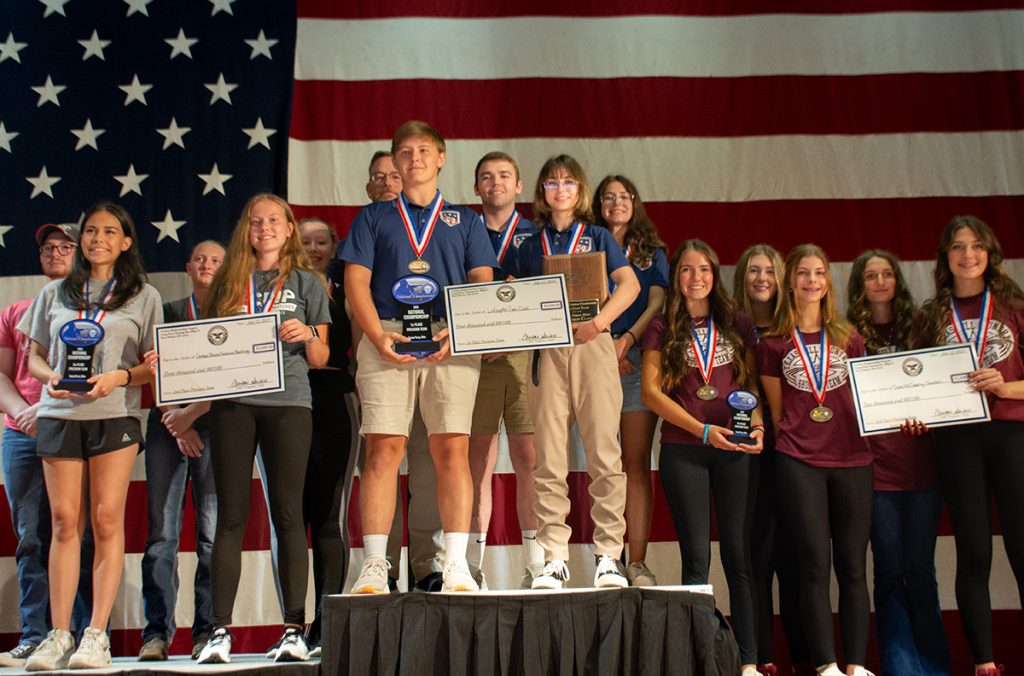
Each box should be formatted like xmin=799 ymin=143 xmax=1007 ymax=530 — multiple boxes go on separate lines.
xmin=467 ymin=532 xmax=486 ymax=569
xmin=363 ymin=534 xmax=388 ymax=561
xmin=521 ymin=530 xmax=545 ymax=566
xmin=444 ymin=532 xmax=469 ymax=563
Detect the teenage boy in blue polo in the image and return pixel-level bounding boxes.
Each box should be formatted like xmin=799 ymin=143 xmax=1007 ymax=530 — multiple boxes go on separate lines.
xmin=341 ymin=120 xmax=496 ymax=593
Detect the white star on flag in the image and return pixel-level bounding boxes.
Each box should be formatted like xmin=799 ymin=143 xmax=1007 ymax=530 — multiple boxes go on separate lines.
xmin=165 ymin=28 xmax=197 ymax=60
xmin=242 ymin=117 xmax=276 ymax=149
xmin=0 ymin=225 xmax=13 ymax=248
xmin=152 ymin=210 xmax=186 ymax=243
xmin=39 ymin=0 xmax=71 ymax=18
xmin=27 ymin=166 xmax=61 ymax=199
xmin=32 ymin=76 xmax=66 ymax=107
xmin=71 ymin=119 xmax=105 ymax=150
xmin=156 ymin=117 xmax=191 ymax=150
xmin=119 ymin=74 xmax=153 ymax=106
xmin=198 ymin=163 xmax=232 ymax=195
xmin=78 ymin=30 xmax=110 ymax=61
xmin=209 ymin=0 xmax=235 ymax=16
xmin=205 ymin=73 xmax=237 ymax=105
xmin=124 ymin=0 xmax=154 ymax=17
xmin=0 ymin=32 xmax=29 ymax=63
xmin=245 ymin=30 xmax=277 ymax=60
xmin=0 ymin=122 xmax=19 ymax=153
xmin=114 ymin=164 xmax=149 ymax=197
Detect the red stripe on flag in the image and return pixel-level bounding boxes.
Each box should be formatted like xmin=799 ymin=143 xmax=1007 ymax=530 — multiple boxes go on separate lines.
xmin=290 ymin=73 xmax=1024 ymax=141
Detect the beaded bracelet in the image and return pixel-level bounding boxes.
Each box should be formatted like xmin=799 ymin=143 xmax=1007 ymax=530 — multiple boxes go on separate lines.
xmin=702 ymin=423 xmax=710 ymax=445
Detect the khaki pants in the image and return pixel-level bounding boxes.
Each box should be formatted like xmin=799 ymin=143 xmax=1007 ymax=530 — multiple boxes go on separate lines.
xmin=527 ymin=333 xmax=626 ymax=561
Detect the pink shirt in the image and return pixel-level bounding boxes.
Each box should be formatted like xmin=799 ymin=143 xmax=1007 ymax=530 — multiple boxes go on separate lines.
xmin=0 ymin=299 xmax=40 ymax=432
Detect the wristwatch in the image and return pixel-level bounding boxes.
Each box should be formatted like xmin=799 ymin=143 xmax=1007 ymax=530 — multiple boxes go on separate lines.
xmin=304 ymin=325 xmax=319 ymax=344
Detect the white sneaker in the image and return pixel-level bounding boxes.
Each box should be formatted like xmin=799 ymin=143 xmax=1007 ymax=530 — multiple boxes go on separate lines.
xmin=532 ymin=560 xmax=570 ymax=589
xmin=520 ymin=562 xmax=544 ymax=589
xmin=351 ymin=557 xmax=391 ymax=594
xmin=197 ymin=627 xmax=232 ymax=664
xmin=625 ymin=561 xmax=658 ymax=586
xmin=274 ymin=626 xmax=309 ymax=662
xmin=25 ymin=629 xmax=75 ymax=672
xmin=742 ymin=667 xmax=764 ymax=676
xmin=0 ymin=642 xmax=38 ymax=668
xmin=442 ymin=559 xmax=480 ymax=592
xmin=850 ymin=668 xmax=875 ymax=676
xmin=816 ymin=666 xmax=843 ymax=676
xmin=68 ymin=626 xmax=111 ymax=669
xmin=594 ymin=554 xmax=628 ymax=588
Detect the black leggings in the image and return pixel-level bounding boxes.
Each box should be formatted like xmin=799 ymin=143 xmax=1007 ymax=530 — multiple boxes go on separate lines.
xmin=750 ymin=449 xmax=809 ymax=665
xmin=934 ymin=420 xmax=1024 ymax=664
xmin=659 ymin=442 xmax=758 ymax=664
xmin=775 ymin=453 xmax=872 ymax=666
xmin=209 ymin=401 xmax=311 ymax=627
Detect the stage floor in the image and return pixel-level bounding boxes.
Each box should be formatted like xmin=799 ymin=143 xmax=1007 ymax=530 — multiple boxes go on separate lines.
xmin=0 ymin=655 xmax=321 ymax=675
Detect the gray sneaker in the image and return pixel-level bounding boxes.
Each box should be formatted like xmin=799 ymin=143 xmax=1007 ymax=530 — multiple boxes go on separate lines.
xmin=138 ymin=635 xmax=169 ymax=661
xmin=25 ymin=629 xmax=75 ymax=672
xmin=0 ymin=642 xmax=38 ymax=667
xmin=625 ymin=561 xmax=658 ymax=586
xmin=69 ymin=626 xmax=111 ymax=669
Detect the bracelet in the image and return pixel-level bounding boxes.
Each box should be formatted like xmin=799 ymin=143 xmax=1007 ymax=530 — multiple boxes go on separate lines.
xmin=625 ymin=329 xmax=638 ymax=345
xmin=304 ymin=324 xmax=319 ymax=345
xmin=122 ymin=368 xmax=132 ymax=387
xmin=702 ymin=423 xmax=710 ymax=445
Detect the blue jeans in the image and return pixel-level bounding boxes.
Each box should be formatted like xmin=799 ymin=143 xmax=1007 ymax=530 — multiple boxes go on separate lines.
xmin=871 ymin=489 xmax=950 ymax=676
xmin=140 ymin=412 xmax=216 ymax=642
xmin=2 ymin=428 xmax=92 ymax=644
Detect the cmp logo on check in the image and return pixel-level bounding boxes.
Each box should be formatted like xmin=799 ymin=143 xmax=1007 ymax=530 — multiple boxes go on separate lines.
xmin=208 ymin=325 xmax=228 ymax=346
xmin=901 ymin=357 xmax=923 ymax=377
xmin=496 ymin=285 xmax=516 ymax=302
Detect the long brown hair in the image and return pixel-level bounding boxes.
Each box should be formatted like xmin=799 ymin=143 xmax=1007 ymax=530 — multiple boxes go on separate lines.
xmin=916 ymin=215 xmax=1024 ymax=347
xmin=731 ymin=244 xmax=784 ymax=321
xmin=769 ymin=243 xmax=854 ymax=349
xmin=660 ymin=240 xmax=753 ymax=391
xmin=531 ymin=154 xmax=593 ymax=226
xmin=592 ymin=175 xmax=667 ymax=264
xmin=846 ymin=250 xmax=916 ymax=354
xmin=204 ymin=194 xmax=316 ymax=318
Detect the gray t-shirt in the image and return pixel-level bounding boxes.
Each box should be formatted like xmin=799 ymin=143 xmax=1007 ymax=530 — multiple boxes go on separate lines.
xmin=230 ymin=268 xmax=331 ymax=409
xmin=19 ymin=278 xmax=163 ymax=423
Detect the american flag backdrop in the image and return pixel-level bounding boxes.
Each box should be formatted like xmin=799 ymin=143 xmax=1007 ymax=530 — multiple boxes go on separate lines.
xmin=3 ymin=0 xmax=1024 ymax=667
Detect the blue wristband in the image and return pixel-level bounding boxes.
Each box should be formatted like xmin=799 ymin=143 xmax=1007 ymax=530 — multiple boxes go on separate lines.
xmin=702 ymin=423 xmax=710 ymax=445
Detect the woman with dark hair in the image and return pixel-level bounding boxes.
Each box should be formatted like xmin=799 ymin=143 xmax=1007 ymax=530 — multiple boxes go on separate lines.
xmin=21 ymin=203 xmax=161 ymax=670
xmin=516 ymin=154 xmax=640 ymax=589
xmin=732 ymin=244 xmax=811 ymax=676
xmin=641 ymin=239 xmax=763 ymax=676
xmin=757 ymin=244 xmax=874 ymax=676
xmin=913 ymin=216 xmax=1024 ymax=676
xmin=593 ymin=174 xmax=668 ymax=586
xmin=846 ymin=249 xmax=949 ymax=676
xmin=194 ymin=194 xmax=331 ymax=664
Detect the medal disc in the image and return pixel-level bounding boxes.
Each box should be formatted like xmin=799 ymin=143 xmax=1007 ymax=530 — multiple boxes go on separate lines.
xmin=696 ymin=384 xmax=719 ymax=401
xmin=810 ymin=405 xmax=833 ymax=423
xmin=408 ymin=259 xmax=431 ymax=274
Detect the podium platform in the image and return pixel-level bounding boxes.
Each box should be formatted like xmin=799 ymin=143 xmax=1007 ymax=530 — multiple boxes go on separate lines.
xmin=320 ymin=586 xmax=739 ymax=676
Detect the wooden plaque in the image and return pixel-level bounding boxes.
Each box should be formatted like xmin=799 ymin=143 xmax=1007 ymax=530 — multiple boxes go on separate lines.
xmin=542 ymin=252 xmax=608 ymax=323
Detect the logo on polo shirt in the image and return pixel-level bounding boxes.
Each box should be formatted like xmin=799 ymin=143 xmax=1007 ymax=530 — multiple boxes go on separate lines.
xmin=513 ymin=233 xmax=531 ymax=247
xmin=577 ymin=236 xmax=593 ymax=253
xmin=634 ymin=257 xmax=654 ymax=271
xmin=440 ymin=210 xmax=461 ymax=226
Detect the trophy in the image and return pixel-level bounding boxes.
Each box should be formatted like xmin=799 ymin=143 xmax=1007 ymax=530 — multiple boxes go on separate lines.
xmin=392 ymin=275 xmax=441 ymax=358
xmin=726 ymin=389 xmax=758 ymax=444
xmin=57 ymin=318 xmax=104 ymax=391
xmin=542 ymin=251 xmax=608 ymax=323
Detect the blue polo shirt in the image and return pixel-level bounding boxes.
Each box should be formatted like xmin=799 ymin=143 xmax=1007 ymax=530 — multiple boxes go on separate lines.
xmin=484 ymin=211 xmax=539 ymax=280
xmin=517 ymin=223 xmax=630 ymax=279
xmin=610 ymin=246 xmax=669 ymax=335
xmin=339 ymin=193 xmax=497 ymax=319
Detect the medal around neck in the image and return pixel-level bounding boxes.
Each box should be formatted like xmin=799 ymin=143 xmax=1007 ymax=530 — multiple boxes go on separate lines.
xmin=57 ymin=319 xmax=104 ymax=391
xmin=392 ymin=275 xmax=441 ymax=358
xmin=726 ymin=389 xmax=758 ymax=443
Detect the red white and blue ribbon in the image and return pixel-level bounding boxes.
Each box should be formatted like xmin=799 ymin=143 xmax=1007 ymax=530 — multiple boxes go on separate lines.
xmin=397 ymin=191 xmax=444 ymax=259
xmin=247 ymin=274 xmax=284 ymax=314
xmin=187 ymin=293 xmax=200 ymax=320
xmin=541 ymin=221 xmax=585 ymax=256
xmin=80 ymin=278 xmax=116 ymax=324
xmin=792 ymin=327 xmax=830 ymax=406
xmin=495 ymin=211 xmax=521 ymax=264
xmin=950 ymin=286 xmax=993 ymax=362
xmin=624 ymin=242 xmax=633 ymax=261
xmin=690 ymin=317 xmax=718 ymax=386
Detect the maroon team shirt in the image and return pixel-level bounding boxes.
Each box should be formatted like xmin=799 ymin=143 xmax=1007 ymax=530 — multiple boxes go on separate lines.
xmin=642 ymin=312 xmax=758 ymax=447
xmin=756 ymin=329 xmax=872 ymax=468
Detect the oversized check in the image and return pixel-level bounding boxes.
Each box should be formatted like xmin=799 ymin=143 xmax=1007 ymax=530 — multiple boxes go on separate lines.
xmin=154 ymin=312 xmax=285 ymax=406
xmin=847 ymin=344 xmax=990 ymax=436
xmin=444 ymin=275 xmax=574 ymax=356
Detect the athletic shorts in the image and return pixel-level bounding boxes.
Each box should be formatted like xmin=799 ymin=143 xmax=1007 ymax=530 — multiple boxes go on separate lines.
xmin=36 ymin=416 xmax=143 ymax=459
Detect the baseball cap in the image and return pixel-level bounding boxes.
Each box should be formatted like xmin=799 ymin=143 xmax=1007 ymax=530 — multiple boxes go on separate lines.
xmin=35 ymin=223 xmax=80 ymax=246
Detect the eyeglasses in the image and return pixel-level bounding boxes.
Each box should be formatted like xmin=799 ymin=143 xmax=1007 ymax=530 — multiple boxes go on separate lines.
xmin=542 ymin=179 xmax=579 ymax=191
xmin=369 ymin=172 xmax=401 ymax=185
xmin=600 ymin=192 xmax=634 ymax=205
xmin=40 ymin=243 xmax=76 ymax=257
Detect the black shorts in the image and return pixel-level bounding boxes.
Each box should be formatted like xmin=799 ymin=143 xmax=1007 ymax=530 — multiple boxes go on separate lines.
xmin=36 ymin=416 xmax=143 ymax=459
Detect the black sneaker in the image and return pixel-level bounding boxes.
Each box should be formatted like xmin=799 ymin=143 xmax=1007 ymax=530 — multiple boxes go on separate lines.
xmin=0 ymin=642 xmax=37 ymax=668
xmin=274 ymin=626 xmax=309 ymax=662
xmin=413 ymin=571 xmax=443 ymax=592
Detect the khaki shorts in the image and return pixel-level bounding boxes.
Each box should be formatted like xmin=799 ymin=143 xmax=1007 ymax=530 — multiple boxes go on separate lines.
xmin=471 ymin=350 xmax=534 ymax=435
xmin=356 ymin=321 xmax=481 ymax=437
